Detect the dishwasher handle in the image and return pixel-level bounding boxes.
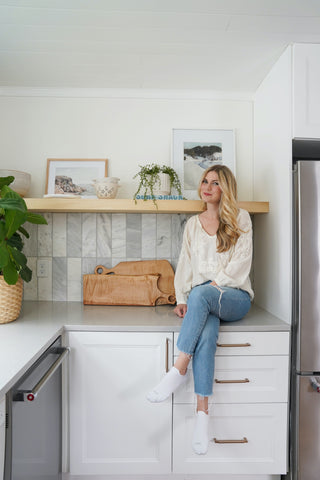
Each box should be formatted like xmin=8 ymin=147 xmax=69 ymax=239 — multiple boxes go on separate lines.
xmin=14 ymin=346 xmax=70 ymax=402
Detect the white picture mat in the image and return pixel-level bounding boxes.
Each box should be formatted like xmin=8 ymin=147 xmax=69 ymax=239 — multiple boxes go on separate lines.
xmin=172 ymin=129 xmax=235 ymax=199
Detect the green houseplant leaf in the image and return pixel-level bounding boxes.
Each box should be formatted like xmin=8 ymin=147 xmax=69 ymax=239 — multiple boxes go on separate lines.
xmin=0 ymin=175 xmax=47 ymax=285
xmin=2 ymin=259 xmax=19 ymax=285
xmin=0 ymin=244 xmax=9 ymax=269
xmin=26 ymin=212 xmax=48 ymax=225
xmin=0 ymin=176 xmax=14 ymax=189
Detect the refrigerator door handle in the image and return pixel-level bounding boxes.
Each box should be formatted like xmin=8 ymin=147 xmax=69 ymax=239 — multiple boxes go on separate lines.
xmin=310 ymin=376 xmax=320 ymax=393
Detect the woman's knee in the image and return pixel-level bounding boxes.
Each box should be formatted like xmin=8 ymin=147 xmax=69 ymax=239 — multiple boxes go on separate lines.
xmin=218 ymin=288 xmax=251 ymax=321
xmin=188 ymin=283 xmax=219 ymax=306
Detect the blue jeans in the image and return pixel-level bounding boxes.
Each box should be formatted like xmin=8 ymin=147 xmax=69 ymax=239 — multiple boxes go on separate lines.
xmin=176 ymin=282 xmax=251 ymax=397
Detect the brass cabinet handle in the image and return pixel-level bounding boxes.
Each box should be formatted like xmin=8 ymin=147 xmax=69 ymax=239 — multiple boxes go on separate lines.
xmin=165 ymin=338 xmax=169 ymax=372
xmin=213 ymin=437 xmax=248 ymax=444
xmin=215 ymin=378 xmax=250 ymax=384
xmin=216 ymin=342 xmax=251 ymax=348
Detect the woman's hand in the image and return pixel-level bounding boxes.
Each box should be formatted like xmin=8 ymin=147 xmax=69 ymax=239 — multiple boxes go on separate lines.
xmin=174 ymin=304 xmax=187 ymax=318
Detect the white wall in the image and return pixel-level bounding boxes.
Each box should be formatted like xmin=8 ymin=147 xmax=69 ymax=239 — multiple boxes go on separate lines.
xmin=0 ymin=90 xmax=253 ymax=200
xmin=253 ymin=47 xmax=292 ymax=323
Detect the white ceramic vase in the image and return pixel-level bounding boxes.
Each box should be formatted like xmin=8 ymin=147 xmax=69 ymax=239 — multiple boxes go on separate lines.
xmin=152 ymin=173 xmax=171 ymax=196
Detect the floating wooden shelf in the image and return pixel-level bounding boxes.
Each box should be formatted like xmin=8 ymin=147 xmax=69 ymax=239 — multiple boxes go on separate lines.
xmin=24 ymin=198 xmax=269 ymax=214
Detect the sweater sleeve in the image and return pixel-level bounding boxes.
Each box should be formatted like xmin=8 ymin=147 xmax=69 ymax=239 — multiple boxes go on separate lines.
xmin=174 ymin=219 xmax=194 ymax=304
xmin=214 ymin=210 xmax=253 ymax=289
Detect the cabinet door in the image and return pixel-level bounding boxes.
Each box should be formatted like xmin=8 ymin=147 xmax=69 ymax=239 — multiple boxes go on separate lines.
xmin=68 ymin=331 xmax=172 ymax=475
xmin=173 ymin=403 xmax=288 ymax=475
xmin=293 ymin=44 xmax=320 ymax=138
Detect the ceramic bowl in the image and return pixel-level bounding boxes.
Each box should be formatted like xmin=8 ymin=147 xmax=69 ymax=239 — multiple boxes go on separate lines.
xmin=0 ymin=169 xmax=31 ymax=197
xmin=92 ymin=177 xmax=120 ymax=199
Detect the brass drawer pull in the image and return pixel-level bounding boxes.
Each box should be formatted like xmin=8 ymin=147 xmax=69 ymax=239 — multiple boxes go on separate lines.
xmin=165 ymin=338 xmax=169 ymax=372
xmin=215 ymin=378 xmax=250 ymax=384
xmin=217 ymin=342 xmax=251 ymax=348
xmin=213 ymin=437 xmax=248 ymax=444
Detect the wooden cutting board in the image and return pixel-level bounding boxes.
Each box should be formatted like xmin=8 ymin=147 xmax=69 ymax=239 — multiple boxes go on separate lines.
xmin=83 ymin=260 xmax=176 ymax=306
xmin=83 ymin=273 xmax=176 ymax=306
xmin=94 ymin=260 xmax=175 ymax=295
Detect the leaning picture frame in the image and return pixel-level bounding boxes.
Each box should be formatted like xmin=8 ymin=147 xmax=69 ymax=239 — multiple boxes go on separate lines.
xmin=172 ymin=129 xmax=235 ymax=199
xmin=45 ymin=159 xmax=108 ymax=197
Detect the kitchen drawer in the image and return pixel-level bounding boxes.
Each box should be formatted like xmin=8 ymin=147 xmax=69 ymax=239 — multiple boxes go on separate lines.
xmin=174 ymin=331 xmax=290 ymax=356
xmin=173 ymin=355 xmax=289 ymax=404
xmin=173 ymin=403 xmax=288 ymax=474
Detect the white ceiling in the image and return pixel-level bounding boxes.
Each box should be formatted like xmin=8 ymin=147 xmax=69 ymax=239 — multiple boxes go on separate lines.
xmin=1 ymin=0 xmax=320 ymax=93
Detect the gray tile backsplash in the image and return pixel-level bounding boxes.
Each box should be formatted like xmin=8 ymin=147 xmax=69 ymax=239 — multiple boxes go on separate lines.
xmin=97 ymin=213 xmax=112 ymax=258
xmin=67 ymin=213 xmax=82 ymax=257
xmin=111 ymin=213 xmax=126 ymax=258
xmin=52 ymin=213 xmax=67 ymax=257
xmin=82 ymin=213 xmax=97 ymax=257
xmin=126 ymin=213 xmax=142 ymax=258
xmin=25 ymin=212 xmax=190 ymax=301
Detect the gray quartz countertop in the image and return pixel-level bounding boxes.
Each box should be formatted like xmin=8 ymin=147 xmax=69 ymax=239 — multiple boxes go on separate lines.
xmin=0 ymin=301 xmax=290 ymax=398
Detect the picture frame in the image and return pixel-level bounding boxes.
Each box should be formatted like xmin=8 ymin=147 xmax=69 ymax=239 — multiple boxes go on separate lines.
xmin=172 ymin=129 xmax=235 ymax=199
xmin=45 ymin=159 xmax=108 ymax=197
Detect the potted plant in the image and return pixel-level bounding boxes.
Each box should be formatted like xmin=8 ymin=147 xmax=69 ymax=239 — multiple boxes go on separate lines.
xmin=0 ymin=175 xmax=47 ymax=323
xmin=133 ymin=163 xmax=184 ymax=205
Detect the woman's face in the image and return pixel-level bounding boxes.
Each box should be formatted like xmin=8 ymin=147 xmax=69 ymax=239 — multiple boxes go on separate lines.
xmin=200 ymin=170 xmax=222 ymax=204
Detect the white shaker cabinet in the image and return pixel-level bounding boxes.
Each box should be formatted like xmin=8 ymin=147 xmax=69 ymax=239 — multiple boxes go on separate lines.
xmin=67 ymin=329 xmax=289 ymax=479
xmin=68 ymin=331 xmax=172 ymax=476
xmin=173 ymin=331 xmax=289 ymax=475
xmin=293 ymin=44 xmax=320 ymax=138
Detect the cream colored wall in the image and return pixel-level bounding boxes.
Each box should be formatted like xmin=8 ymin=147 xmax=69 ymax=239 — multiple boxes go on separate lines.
xmin=253 ymin=47 xmax=292 ymax=323
xmin=0 ymin=91 xmax=253 ymax=200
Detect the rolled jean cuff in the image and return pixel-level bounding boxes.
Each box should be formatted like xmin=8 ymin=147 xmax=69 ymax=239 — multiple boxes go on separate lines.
xmin=175 ymin=344 xmax=194 ymax=357
xmin=195 ymin=390 xmax=213 ymax=398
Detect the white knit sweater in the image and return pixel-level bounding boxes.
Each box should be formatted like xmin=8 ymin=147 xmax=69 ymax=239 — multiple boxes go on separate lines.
xmin=174 ymin=208 xmax=254 ymax=304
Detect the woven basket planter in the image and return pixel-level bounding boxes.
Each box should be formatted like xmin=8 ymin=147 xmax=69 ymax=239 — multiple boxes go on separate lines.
xmin=0 ymin=276 xmax=23 ymax=324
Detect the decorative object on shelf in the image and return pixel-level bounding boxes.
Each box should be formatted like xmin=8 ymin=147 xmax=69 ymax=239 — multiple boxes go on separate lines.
xmin=45 ymin=158 xmax=108 ymax=197
xmin=0 ymin=169 xmax=31 ymax=197
xmin=83 ymin=260 xmax=176 ymax=306
xmin=133 ymin=163 xmax=183 ymax=205
xmin=0 ymin=175 xmax=47 ymax=323
xmin=134 ymin=194 xmax=184 ymax=200
xmin=92 ymin=177 xmax=120 ymax=199
xmin=172 ymin=129 xmax=235 ymax=199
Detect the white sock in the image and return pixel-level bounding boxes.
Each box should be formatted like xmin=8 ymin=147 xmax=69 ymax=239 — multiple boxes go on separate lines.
xmin=146 ymin=366 xmax=187 ymax=402
xmin=192 ymin=410 xmax=209 ymax=455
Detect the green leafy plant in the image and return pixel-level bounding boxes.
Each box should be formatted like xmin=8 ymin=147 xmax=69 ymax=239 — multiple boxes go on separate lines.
xmin=133 ymin=163 xmax=183 ymax=204
xmin=0 ymin=176 xmax=47 ymax=285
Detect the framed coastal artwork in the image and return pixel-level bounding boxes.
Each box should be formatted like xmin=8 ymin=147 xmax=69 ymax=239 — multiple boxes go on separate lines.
xmin=172 ymin=129 xmax=235 ymax=199
xmin=45 ymin=159 xmax=108 ymax=197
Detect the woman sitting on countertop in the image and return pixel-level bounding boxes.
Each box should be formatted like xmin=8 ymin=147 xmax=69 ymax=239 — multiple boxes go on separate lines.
xmin=147 ymin=164 xmax=254 ymax=455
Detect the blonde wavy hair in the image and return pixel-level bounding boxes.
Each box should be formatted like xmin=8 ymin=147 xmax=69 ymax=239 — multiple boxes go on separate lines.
xmin=197 ymin=165 xmax=241 ymax=253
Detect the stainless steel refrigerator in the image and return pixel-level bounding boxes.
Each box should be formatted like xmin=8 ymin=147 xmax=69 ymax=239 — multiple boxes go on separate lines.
xmin=291 ymin=138 xmax=320 ymax=480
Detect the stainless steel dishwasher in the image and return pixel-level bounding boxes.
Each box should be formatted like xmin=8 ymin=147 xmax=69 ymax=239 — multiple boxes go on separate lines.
xmin=4 ymin=336 xmax=69 ymax=480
